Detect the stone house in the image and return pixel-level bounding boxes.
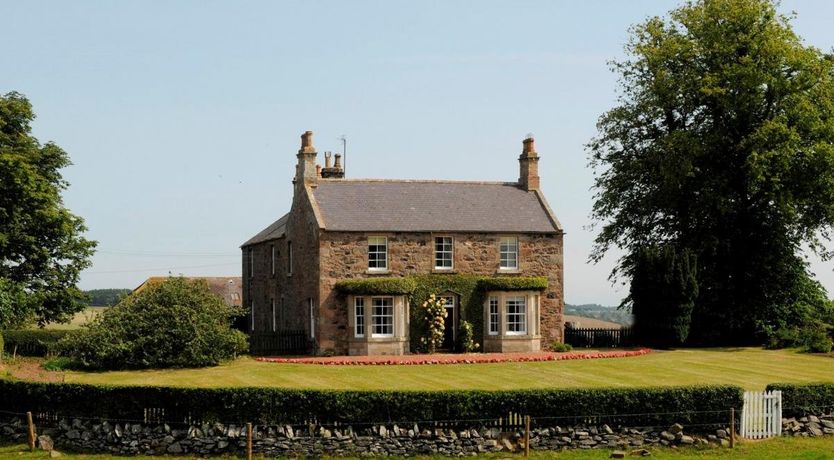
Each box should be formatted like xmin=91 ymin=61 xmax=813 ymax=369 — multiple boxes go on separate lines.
xmin=133 ymin=276 xmax=242 ymax=307
xmin=242 ymin=131 xmax=563 ymax=355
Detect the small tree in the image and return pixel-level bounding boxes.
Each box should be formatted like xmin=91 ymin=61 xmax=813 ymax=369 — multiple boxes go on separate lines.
xmin=57 ymin=277 xmax=248 ymax=369
xmin=419 ymin=294 xmax=447 ymax=354
xmin=630 ymin=246 xmax=698 ymax=348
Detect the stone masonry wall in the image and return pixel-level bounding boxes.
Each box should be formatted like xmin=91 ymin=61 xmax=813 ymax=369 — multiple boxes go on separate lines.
xmin=1 ymin=417 xmax=734 ymax=458
xmin=242 ymin=185 xmax=321 ymax=344
xmin=318 ymin=231 xmax=563 ymax=354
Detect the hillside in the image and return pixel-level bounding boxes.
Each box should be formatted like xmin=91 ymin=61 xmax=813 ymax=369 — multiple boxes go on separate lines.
xmin=565 ymin=303 xmax=633 ymax=327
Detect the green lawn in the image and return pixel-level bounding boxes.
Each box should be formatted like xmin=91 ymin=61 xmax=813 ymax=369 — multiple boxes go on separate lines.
xmin=3 ymin=436 xmax=834 ymax=459
xmin=60 ymin=348 xmax=834 ymax=390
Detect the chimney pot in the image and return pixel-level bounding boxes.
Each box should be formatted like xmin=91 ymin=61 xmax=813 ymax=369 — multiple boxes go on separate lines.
xmin=324 ymin=152 xmax=333 ymax=168
xmin=334 ymin=153 xmax=343 ymax=170
xmin=299 ymin=130 xmax=315 ymax=154
xmin=522 ymin=135 xmax=536 ymax=155
xmin=316 ymin=164 xmax=322 ymax=177
xmin=296 ymin=130 xmax=318 ymax=184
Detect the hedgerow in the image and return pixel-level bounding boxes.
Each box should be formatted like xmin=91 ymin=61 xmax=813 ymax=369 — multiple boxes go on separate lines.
xmin=2 ymin=329 xmax=74 ymax=356
xmin=0 ymin=379 xmax=742 ymax=428
xmin=766 ymin=383 xmax=834 ymax=416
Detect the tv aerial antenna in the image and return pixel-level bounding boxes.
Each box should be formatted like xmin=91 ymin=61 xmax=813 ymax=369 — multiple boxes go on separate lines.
xmin=338 ymin=135 xmax=347 ymax=175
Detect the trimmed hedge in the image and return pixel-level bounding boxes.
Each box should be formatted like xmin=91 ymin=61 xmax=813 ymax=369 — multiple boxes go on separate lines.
xmin=476 ymin=276 xmax=549 ymax=292
xmin=0 ymin=379 xmax=742 ymax=428
xmin=766 ymin=383 xmax=834 ymax=416
xmin=334 ymin=278 xmax=418 ymax=295
xmin=2 ymin=329 xmax=74 ymax=356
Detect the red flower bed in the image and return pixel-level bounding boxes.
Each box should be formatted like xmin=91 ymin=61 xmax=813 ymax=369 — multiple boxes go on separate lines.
xmin=256 ymin=348 xmax=651 ymax=365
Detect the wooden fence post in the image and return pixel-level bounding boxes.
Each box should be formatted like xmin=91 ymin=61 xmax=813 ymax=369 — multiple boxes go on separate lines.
xmin=26 ymin=412 xmax=36 ymax=452
xmin=246 ymin=422 xmax=253 ymax=460
xmin=730 ymin=408 xmax=735 ymax=448
xmin=524 ymin=415 xmax=530 ymax=457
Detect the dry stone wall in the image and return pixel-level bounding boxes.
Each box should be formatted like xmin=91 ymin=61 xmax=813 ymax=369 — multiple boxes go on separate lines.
xmin=2 ymin=416 xmax=741 ymax=457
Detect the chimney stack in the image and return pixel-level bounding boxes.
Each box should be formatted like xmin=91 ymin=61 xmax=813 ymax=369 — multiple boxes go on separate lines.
xmin=296 ymin=130 xmax=318 ymax=185
xmin=321 ymin=152 xmax=345 ymax=179
xmin=518 ymin=135 xmax=540 ymax=191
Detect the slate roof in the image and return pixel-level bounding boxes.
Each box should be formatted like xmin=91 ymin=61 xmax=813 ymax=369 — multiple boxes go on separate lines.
xmin=310 ymin=180 xmax=561 ymax=233
xmin=242 ymin=212 xmax=289 ymax=246
xmin=133 ymin=277 xmax=242 ymax=307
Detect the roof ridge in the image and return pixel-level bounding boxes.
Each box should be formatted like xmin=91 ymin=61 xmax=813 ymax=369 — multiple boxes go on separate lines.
xmin=318 ymin=178 xmax=519 ymax=186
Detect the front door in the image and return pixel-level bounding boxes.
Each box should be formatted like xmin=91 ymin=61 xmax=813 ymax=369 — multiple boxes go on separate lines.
xmin=440 ymin=295 xmax=456 ymax=351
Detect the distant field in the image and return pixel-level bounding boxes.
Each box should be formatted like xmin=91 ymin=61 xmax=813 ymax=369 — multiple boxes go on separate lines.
xmin=42 ymin=307 xmax=107 ymax=330
xmin=54 ymin=348 xmax=834 ymax=391
xmin=563 ymin=315 xmax=622 ymax=329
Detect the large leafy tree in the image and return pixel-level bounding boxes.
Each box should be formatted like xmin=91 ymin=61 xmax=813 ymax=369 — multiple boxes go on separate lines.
xmin=630 ymin=245 xmax=698 ymax=348
xmin=589 ymin=0 xmax=834 ymax=344
xmin=0 ymin=92 xmax=97 ymax=327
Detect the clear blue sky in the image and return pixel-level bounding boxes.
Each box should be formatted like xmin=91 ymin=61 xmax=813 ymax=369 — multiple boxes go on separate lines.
xmin=4 ymin=1 xmax=834 ymax=305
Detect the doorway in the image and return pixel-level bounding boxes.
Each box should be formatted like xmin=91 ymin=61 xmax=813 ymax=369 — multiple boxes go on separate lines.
xmin=439 ymin=294 xmax=457 ymax=351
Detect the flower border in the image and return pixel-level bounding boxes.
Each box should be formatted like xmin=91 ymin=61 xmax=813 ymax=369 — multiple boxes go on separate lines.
xmin=256 ymin=348 xmax=651 ymax=365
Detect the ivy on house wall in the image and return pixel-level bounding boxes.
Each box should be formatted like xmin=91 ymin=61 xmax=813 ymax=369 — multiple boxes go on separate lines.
xmin=336 ymin=275 xmax=547 ymax=352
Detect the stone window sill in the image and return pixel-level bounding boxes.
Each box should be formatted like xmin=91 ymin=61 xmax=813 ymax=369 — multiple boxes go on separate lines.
xmin=365 ymin=270 xmax=390 ymax=275
xmin=431 ymin=269 xmax=457 ymax=274
xmin=496 ymin=269 xmax=522 ymax=275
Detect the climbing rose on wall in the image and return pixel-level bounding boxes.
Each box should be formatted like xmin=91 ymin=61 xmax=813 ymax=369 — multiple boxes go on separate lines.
xmin=419 ymin=294 xmax=447 ymax=354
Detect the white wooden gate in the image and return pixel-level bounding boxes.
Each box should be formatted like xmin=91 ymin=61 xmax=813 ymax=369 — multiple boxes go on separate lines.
xmin=741 ymin=390 xmax=782 ymax=439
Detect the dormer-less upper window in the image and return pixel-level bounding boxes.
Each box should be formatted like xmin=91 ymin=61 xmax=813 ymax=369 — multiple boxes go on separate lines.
xmin=434 ymin=236 xmax=454 ymax=270
xmin=368 ymin=236 xmax=388 ymax=271
xmin=499 ymin=236 xmax=519 ymax=270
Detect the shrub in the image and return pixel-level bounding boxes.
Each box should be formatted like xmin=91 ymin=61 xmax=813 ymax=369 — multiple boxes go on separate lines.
xmin=0 ymin=379 xmax=742 ymax=428
xmin=766 ymin=323 xmax=833 ymax=353
xmin=43 ymin=356 xmax=75 ymax=371
xmin=552 ymin=342 xmax=573 ymax=352
xmin=458 ymin=320 xmax=479 ymax=353
xmin=766 ymin=383 xmax=834 ymax=417
xmin=56 ymin=277 xmax=249 ymax=370
xmin=334 ymin=278 xmax=417 ymax=295
xmin=2 ymin=329 xmax=74 ymax=356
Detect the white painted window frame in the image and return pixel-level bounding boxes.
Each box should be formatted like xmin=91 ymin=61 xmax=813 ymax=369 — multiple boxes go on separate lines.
xmin=499 ymin=236 xmax=519 ymax=270
xmin=250 ymin=299 xmax=255 ymax=332
xmin=434 ymin=236 xmax=454 ymax=270
xmin=309 ymin=298 xmax=315 ymax=339
xmin=371 ymin=296 xmax=394 ymax=338
xmin=354 ymin=297 xmax=365 ymax=338
xmin=368 ymin=236 xmax=388 ymax=271
xmin=505 ymin=296 xmax=527 ymax=335
xmin=488 ymin=296 xmax=499 ymax=335
xmin=287 ymin=241 xmax=293 ymax=276
xmin=270 ymin=298 xmax=276 ymax=332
